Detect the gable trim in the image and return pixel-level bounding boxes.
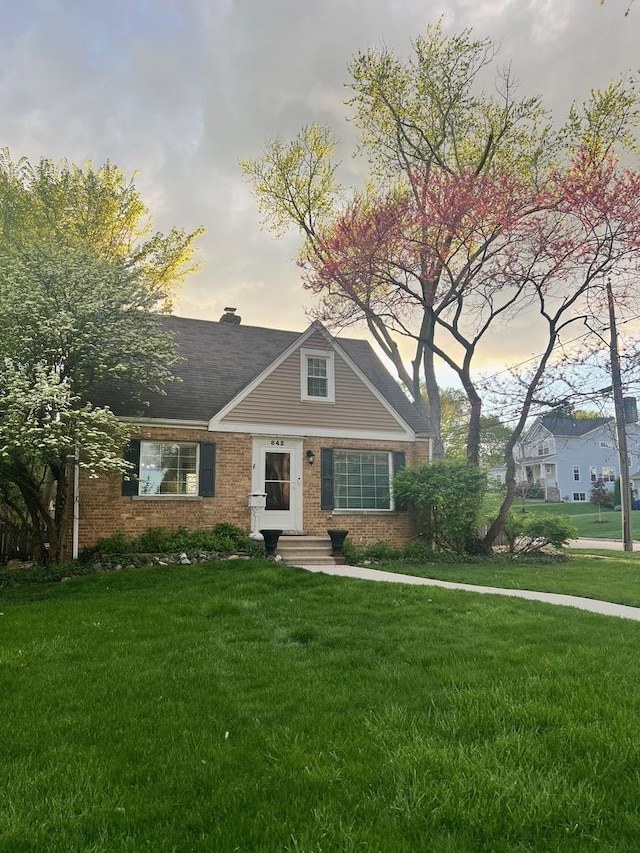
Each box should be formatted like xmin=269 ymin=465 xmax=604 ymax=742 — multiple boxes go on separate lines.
xmin=209 ymin=420 xmax=416 ymax=441
xmin=118 ymin=417 xmax=210 ymax=429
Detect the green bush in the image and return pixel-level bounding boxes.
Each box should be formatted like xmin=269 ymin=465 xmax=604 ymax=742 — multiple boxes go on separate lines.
xmin=503 ymin=513 xmax=577 ymax=553
xmin=0 ymin=560 xmax=97 ymax=588
xmin=343 ymin=536 xmax=468 ymax=566
xmin=401 ymin=538 xmax=435 ymax=562
xmin=83 ymin=523 xmax=263 ymax=561
xmin=393 ymin=460 xmax=487 ymax=554
xmin=87 ymin=530 xmax=135 ymax=555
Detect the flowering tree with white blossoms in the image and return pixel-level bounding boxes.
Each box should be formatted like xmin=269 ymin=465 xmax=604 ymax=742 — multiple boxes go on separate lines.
xmin=0 ymin=361 xmax=132 ymax=561
xmin=0 ymin=152 xmax=203 ymax=562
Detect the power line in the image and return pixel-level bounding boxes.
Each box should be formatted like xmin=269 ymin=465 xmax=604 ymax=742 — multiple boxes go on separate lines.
xmin=470 ymin=308 xmax=640 ymax=384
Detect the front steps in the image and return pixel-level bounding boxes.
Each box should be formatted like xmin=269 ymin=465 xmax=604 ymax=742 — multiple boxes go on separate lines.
xmin=276 ymin=535 xmax=340 ymax=566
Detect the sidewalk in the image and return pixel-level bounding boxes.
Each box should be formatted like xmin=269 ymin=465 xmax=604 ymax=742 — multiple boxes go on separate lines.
xmin=297 ymin=562 xmax=640 ymax=622
xmin=572 ymin=537 xmax=639 ymax=551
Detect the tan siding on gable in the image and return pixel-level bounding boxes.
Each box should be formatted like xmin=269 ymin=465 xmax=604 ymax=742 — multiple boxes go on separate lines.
xmin=304 ymin=330 xmax=334 ymax=350
xmin=221 ymin=345 xmax=406 ymax=433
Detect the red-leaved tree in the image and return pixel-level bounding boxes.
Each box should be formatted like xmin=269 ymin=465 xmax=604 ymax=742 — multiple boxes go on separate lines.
xmin=242 ymin=23 xmax=640 ymax=548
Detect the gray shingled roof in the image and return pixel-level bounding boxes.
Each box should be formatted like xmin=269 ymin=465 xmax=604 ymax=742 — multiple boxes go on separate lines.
xmin=539 ymin=414 xmax=612 ymax=437
xmin=98 ymin=314 xmax=428 ymax=433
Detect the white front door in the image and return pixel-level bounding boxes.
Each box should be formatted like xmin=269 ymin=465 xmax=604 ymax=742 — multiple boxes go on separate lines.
xmin=252 ymin=437 xmax=303 ymax=533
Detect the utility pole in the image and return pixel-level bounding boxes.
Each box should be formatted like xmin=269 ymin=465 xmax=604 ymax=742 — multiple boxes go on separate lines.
xmin=607 ymin=276 xmax=633 ymax=551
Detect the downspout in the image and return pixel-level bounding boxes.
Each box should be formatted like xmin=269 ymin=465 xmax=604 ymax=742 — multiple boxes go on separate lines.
xmin=72 ymin=447 xmax=80 ymax=560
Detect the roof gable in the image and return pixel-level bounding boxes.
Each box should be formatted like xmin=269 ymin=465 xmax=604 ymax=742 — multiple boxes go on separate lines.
xmin=95 ymin=314 xmax=428 ymax=434
xmin=212 ymin=321 xmax=417 ymax=437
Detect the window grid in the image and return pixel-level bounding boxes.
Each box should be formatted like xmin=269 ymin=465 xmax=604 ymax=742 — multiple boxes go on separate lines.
xmin=573 ymin=466 xmax=580 ymax=482
xmin=307 ymin=357 xmax=328 ymax=398
xmin=139 ymin=442 xmax=198 ymax=495
xmin=573 ymin=492 xmax=587 ymax=502
xmin=334 ymin=450 xmax=391 ymax=510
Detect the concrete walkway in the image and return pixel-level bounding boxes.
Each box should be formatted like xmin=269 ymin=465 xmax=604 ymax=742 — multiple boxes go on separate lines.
xmin=572 ymin=537 xmax=640 ymax=551
xmin=297 ymin=561 xmax=640 ymax=622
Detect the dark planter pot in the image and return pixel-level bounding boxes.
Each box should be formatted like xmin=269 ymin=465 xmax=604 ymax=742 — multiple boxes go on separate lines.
xmin=328 ymin=529 xmax=349 ymax=559
xmin=260 ymin=529 xmax=283 ymax=558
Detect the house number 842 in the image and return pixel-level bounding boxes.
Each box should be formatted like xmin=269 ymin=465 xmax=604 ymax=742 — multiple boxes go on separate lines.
xmin=270 ymin=439 xmax=284 ymax=446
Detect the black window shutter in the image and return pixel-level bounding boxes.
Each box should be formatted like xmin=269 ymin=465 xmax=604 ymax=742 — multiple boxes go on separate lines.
xmin=320 ymin=448 xmax=334 ymax=510
xmin=121 ymin=439 xmax=141 ymax=496
xmin=199 ymin=442 xmax=216 ymax=497
xmin=392 ymin=451 xmax=407 ymax=510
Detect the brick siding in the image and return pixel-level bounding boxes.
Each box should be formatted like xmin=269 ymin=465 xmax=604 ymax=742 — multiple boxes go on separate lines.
xmin=77 ymin=427 xmax=430 ymax=551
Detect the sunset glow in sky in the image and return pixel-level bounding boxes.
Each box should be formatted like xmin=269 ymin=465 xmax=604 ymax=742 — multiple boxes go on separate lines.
xmin=2 ymin=1 xmax=638 ymax=372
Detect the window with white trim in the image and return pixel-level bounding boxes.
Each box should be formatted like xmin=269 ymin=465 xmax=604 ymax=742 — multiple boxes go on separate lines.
xmin=573 ymin=465 xmax=580 ymax=482
xmin=139 ymin=441 xmax=198 ymax=495
xmin=122 ymin=440 xmax=215 ymax=498
xmin=602 ymin=466 xmax=616 ymax=483
xmin=537 ymin=441 xmax=550 ymax=456
xmin=573 ymin=492 xmax=587 ymax=502
xmin=334 ymin=450 xmax=392 ymax=510
xmin=590 ymin=466 xmax=597 ymax=483
xmin=301 ymin=349 xmax=335 ymax=401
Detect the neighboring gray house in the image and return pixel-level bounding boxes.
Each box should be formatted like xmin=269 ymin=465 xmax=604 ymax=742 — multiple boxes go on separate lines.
xmin=516 ymin=406 xmax=640 ymax=502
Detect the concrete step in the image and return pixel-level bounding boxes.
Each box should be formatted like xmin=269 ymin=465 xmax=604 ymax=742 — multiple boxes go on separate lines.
xmin=276 ymin=535 xmax=339 ymax=565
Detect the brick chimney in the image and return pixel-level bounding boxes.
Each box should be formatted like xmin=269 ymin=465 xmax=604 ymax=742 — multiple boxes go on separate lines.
xmin=219 ymin=307 xmax=241 ymax=325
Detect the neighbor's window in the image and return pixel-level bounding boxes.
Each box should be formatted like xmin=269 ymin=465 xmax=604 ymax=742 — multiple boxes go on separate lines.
xmin=301 ymin=349 xmax=335 ymax=401
xmin=602 ymin=466 xmax=616 ymax=483
xmin=139 ymin=442 xmax=198 ymax=496
xmin=590 ymin=466 xmax=597 ymax=482
xmin=333 ymin=450 xmax=391 ymax=510
xmin=573 ymin=465 xmax=580 ymax=482
xmin=537 ymin=441 xmax=550 ymax=456
xmin=573 ymin=492 xmax=587 ymax=502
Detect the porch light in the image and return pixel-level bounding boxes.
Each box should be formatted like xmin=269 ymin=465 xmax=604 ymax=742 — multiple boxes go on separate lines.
xmin=306 ymin=450 xmax=315 ymax=465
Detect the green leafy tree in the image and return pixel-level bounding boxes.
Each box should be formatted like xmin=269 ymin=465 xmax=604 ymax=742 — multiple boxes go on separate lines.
xmin=393 ymin=460 xmax=487 ymax=553
xmin=440 ymin=388 xmax=510 ymax=465
xmin=439 ymin=388 xmax=469 ymax=460
xmin=0 ymin=151 xmax=204 ymax=562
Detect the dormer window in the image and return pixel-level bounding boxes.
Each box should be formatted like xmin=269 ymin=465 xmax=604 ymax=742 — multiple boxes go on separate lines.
xmin=301 ymin=348 xmax=335 ymax=402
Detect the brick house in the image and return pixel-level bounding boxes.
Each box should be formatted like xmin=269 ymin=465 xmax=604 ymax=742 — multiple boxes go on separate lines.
xmin=74 ymin=310 xmax=432 ymax=554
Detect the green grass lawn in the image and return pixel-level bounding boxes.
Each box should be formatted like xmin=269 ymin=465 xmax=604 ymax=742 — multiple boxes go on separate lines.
xmin=375 ymin=550 xmax=640 ymax=607
xmin=485 ymin=493 xmax=639 ymax=541
xmin=2 ymin=561 xmax=640 ymax=852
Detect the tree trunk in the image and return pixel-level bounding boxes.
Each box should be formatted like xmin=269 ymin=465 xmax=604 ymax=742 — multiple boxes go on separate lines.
xmin=423 ymin=346 xmax=443 ymax=458
xmin=466 ymin=396 xmax=482 ymax=466
xmin=4 ymin=458 xmax=59 ymax=564
xmin=483 ymin=439 xmax=518 ymax=547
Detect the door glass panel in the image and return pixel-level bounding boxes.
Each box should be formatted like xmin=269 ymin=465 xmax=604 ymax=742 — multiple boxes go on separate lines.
xmin=264 ymin=451 xmax=290 ymax=510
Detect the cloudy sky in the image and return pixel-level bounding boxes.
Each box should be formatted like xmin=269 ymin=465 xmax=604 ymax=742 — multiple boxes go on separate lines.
xmin=2 ymin=0 xmax=639 ymax=373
